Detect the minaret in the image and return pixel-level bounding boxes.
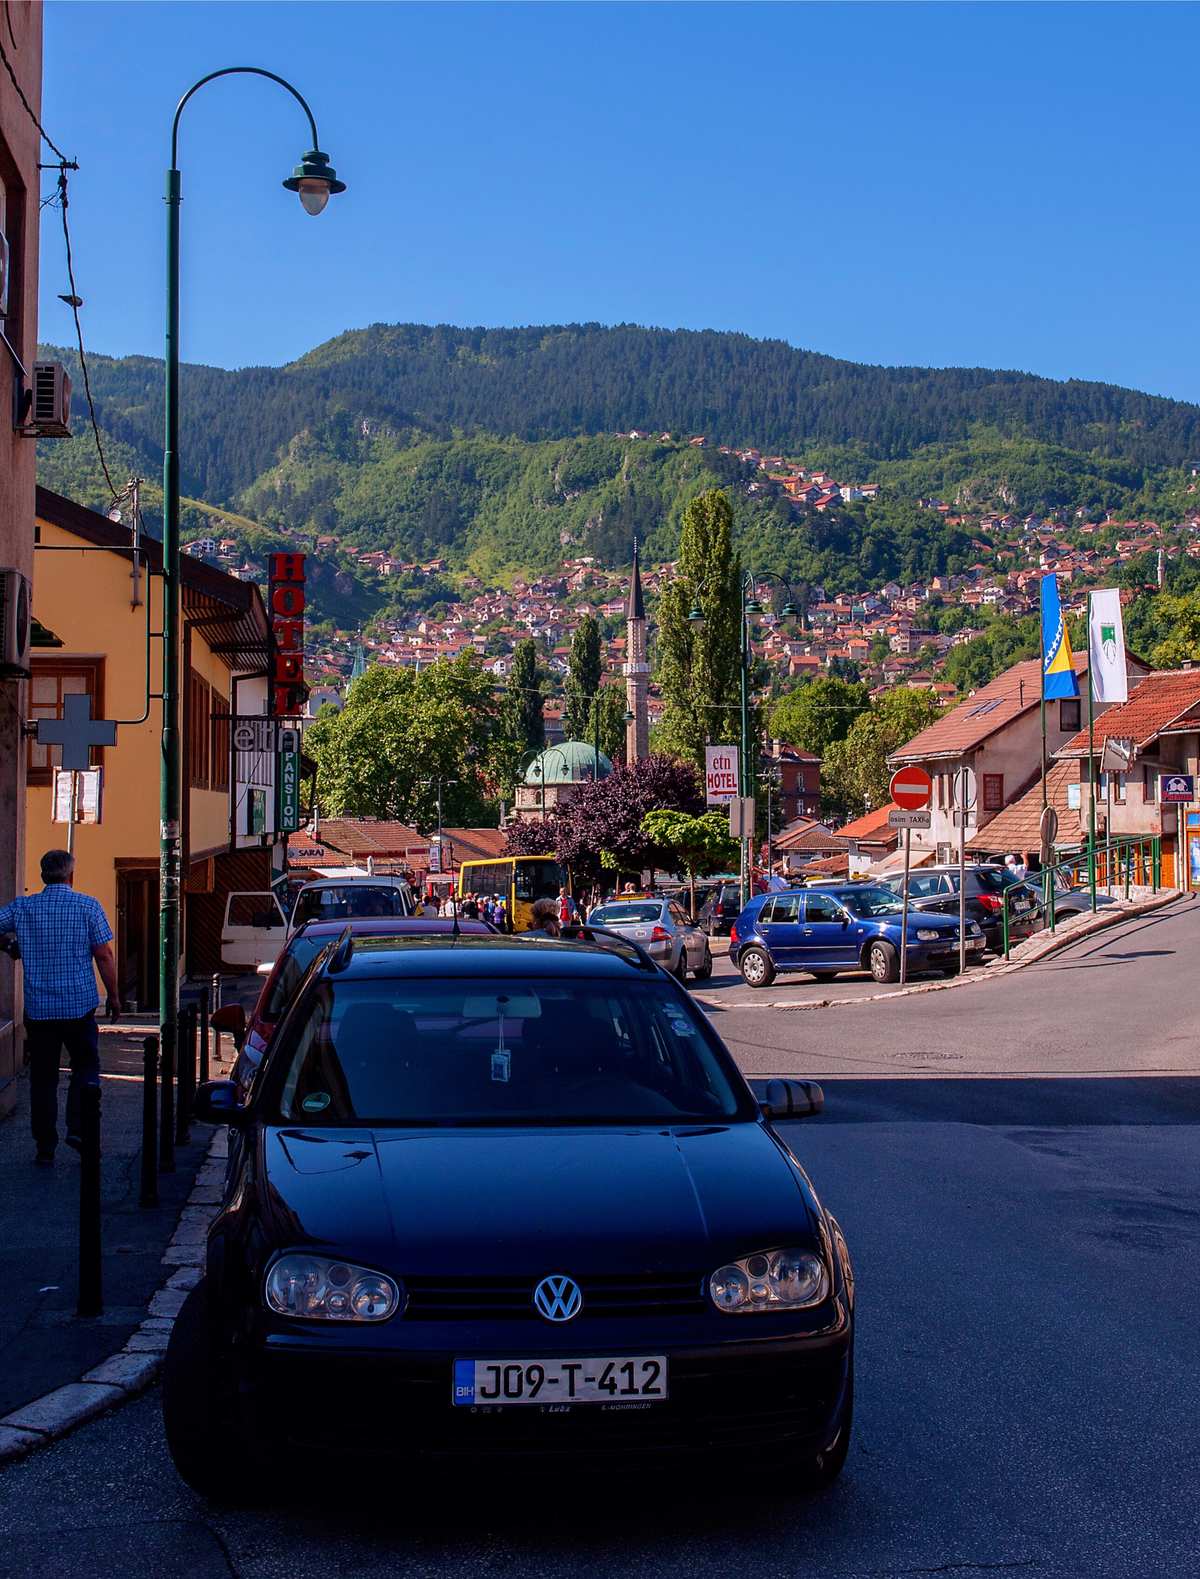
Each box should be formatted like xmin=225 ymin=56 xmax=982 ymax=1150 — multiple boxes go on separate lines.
xmin=624 ymin=539 xmax=650 ymax=762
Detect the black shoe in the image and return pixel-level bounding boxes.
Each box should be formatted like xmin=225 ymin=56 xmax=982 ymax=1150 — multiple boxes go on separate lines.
xmin=34 ymin=1148 xmax=55 ymax=1166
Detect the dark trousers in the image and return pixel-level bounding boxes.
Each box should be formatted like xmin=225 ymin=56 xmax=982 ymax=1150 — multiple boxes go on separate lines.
xmin=25 ymin=1013 xmax=100 ymax=1152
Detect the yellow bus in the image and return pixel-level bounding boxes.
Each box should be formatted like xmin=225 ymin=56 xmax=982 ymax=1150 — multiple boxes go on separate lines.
xmin=457 ymin=854 xmax=569 ymax=933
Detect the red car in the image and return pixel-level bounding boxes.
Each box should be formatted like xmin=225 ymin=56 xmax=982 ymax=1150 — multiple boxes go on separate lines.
xmin=214 ymin=917 xmax=495 ymax=1098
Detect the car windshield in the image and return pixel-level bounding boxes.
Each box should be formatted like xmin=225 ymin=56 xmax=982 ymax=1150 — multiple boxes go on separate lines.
xmin=271 ymin=976 xmax=747 ymax=1125
xmin=589 ymin=903 xmax=662 ymax=925
xmin=840 ymin=887 xmax=905 ymax=918
xmin=292 ymin=886 xmax=408 ymax=926
xmin=973 ymin=868 xmax=1015 ymax=892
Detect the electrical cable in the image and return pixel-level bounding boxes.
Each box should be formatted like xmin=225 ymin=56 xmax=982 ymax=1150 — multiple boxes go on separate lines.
xmin=0 ymin=28 xmax=68 ymax=162
xmin=55 ymin=164 xmax=120 ymax=501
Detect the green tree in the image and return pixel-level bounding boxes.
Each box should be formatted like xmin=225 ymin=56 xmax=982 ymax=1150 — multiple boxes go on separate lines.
xmin=656 ymin=490 xmax=744 ymax=771
xmin=307 ymin=655 xmax=514 ymax=827
xmin=640 ymin=808 xmax=739 ymax=919
xmin=505 ymin=638 xmax=545 ymax=755
xmin=1145 ymin=591 xmax=1200 ymax=667
xmin=769 ymin=676 xmax=869 ymax=758
xmin=564 ymin=614 xmax=603 ymax=740
xmin=589 ymin=682 xmax=628 ymax=765
xmin=822 ymin=688 xmax=944 ymax=821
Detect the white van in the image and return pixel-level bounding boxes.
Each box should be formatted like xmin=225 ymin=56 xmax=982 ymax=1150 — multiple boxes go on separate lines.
xmin=219 ymin=875 xmax=415 ymax=970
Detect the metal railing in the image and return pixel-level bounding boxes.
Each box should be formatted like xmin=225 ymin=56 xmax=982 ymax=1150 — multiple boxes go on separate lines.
xmin=1000 ymin=835 xmax=1162 ymax=960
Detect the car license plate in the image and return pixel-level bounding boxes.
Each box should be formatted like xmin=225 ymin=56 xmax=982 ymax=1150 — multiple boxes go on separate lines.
xmin=966 ymin=936 xmax=984 ymax=950
xmin=453 ymin=1356 xmax=668 ymax=1407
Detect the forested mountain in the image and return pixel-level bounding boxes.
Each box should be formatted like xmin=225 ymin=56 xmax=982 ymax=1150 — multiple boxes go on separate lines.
xmin=34 ymin=322 xmax=1200 ymax=627
xmin=37 ymin=321 xmax=1200 ymax=507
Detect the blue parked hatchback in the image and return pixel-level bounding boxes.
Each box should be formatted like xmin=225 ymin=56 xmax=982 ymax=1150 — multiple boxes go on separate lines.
xmin=731 ymin=884 xmax=984 ymax=988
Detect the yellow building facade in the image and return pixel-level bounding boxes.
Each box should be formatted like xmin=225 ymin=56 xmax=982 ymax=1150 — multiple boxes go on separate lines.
xmin=26 ymin=489 xmax=284 ymax=1009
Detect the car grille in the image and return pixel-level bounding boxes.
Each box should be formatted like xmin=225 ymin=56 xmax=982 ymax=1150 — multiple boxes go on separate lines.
xmin=403 ymin=1271 xmax=708 ymax=1321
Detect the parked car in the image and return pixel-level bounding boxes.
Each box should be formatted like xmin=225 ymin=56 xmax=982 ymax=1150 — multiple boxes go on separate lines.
xmin=879 ymin=864 xmax=1036 ymax=954
xmin=164 ymin=931 xmax=853 ymax=1496
xmin=731 ymin=883 xmax=983 ymax=988
xmin=587 ymin=897 xmax=713 ymax=981
xmin=214 ymin=916 xmax=496 ymax=1100
xmin=1032 ymin=872 xmax=1119 ymax=925
xmin=219 ymin=876 xmax=416 ymax=971
xmin=697 ymin=879 xmax=743 ymax=937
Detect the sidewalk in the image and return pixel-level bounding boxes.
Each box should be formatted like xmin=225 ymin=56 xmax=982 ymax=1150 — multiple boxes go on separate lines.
xmin=0 ymin=1018 xmax=213 ymax=1419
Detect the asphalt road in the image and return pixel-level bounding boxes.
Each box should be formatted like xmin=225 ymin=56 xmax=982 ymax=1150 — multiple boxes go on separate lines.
xmin=1 ymin=899 xmax=1198 ymax=1578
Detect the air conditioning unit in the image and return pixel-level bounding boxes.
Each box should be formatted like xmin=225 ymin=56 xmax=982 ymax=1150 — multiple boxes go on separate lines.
xmin=0 ymin=567 xmax=32 ymax=672
xmin=30 ymin=361 xmax=72 ymax=437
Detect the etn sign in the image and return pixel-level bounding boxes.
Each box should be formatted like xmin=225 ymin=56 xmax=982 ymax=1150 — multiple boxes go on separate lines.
xmin=705 ymin=745 xmax=740 ymax=805
xmin=269 ymin=552 xmax=306 ymax=717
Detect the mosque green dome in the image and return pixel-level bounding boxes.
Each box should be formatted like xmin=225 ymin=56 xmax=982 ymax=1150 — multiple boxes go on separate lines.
xmin=524 ymin=740 xmax=614 ymax=785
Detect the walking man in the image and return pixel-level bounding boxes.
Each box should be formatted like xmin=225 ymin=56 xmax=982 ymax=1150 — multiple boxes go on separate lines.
xmin=0 ymin=850 xmax=120 ymax=1164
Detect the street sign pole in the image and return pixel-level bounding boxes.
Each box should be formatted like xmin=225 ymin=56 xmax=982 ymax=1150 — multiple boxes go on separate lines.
xmin=899 ymin=827 xmax=911 ymax=985
xmin=958 ymin=765 xmax=967 ymax=976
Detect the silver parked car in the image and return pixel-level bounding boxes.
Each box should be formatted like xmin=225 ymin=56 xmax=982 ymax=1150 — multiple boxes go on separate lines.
xmin=587 ymin=896 xmax=713 ymax=982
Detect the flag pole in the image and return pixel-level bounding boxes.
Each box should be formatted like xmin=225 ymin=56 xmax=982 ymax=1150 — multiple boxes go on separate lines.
xmin=1087 ymin=591 xmax=1097 ymax=913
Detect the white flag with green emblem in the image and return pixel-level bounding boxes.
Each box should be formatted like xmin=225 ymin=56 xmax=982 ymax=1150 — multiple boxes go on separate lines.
xmin=1088 ymin=588 xmax=1127 ymax=704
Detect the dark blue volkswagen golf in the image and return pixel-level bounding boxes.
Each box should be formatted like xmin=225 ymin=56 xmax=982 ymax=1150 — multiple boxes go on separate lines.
xmin=731 ymin=883 xmax=983 ymax=988
xmin=163 ymin=932 xmax=853 ymax=1497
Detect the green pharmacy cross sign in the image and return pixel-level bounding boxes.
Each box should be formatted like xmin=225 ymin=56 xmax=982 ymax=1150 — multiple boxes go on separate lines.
xmin=277 ymin=727 xmax=302 ymax=834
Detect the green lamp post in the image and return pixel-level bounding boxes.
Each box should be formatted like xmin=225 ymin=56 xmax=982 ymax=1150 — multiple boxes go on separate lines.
xmin=160 ymin=68 xmax=344 ymax=1104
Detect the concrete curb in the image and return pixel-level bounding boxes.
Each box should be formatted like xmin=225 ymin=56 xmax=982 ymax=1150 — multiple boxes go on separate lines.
xmin=0 ymin=1126 xmax=227 ymax=1466
xmin=696 ymin=889 xmax=1187 ymax=1014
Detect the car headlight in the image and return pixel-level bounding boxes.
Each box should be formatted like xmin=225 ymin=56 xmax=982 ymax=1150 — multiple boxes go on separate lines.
xmin=914 ymin=928 xmax=942 ymax=941
xmin=264 ymin=1254 xmax=403 ymax=1322
xmin=709 ymin=1248 xmax=827 ymax=1313
xmin=969 ymin=922 xmax=982 ymax=935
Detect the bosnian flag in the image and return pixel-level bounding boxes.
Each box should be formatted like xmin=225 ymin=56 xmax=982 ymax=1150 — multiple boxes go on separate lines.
xmin=1089 ymin=588 xmax=1128 ymax=704
xmin=1040 ymin=574 xmax=1078 ymax=700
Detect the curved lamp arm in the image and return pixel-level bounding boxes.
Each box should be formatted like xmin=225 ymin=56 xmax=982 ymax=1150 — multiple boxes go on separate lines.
xmin=172 ymin=66 xmax=320 ymax=164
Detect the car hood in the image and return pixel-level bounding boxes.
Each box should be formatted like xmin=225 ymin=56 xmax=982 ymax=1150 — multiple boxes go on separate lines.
xmin=259 ymin=1122 xmax=814 ymax=1275
xmin=901 ymin=911 xmax=962 ymax=931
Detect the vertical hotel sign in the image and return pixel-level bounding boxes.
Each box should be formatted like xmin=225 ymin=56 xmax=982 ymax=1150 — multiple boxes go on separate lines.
xmin=269 ymin=553 xmax=306 ymax=717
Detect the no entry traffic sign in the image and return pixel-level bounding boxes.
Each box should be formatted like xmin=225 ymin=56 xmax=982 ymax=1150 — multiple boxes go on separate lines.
xmin=889 ymin=765 xmax=933 ymax=811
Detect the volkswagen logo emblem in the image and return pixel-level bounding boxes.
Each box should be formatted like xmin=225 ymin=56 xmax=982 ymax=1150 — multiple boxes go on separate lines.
xmin=532 ymin=1274 xmax=583 ymax=1322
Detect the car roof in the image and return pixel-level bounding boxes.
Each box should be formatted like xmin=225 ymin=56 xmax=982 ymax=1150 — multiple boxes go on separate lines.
xmin=293 ymin=917 xmax=492 ymax=939
xmin=297 ymin=876 xmax=411 ymax=891
xmin=321 ymin=934 xmax=654 ymax=981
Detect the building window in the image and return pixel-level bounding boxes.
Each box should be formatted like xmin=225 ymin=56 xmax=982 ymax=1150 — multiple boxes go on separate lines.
xmin=27 ymin=659 xmax=104 ymax=786
xmin=211 ymin=692 xmax=230 ymax=792
xmin=982 ymin=773 xmax=1005 ymax=811
xmin=1059 ymin=699 xmax=1081 ymax=732
xmin=1100 ymin=771 xmax=1127 ymax=805
xmin=1144 ymin=766 xmax=1157 ymax=803
xmin=187 ymin=669 xmax=211 ymax=789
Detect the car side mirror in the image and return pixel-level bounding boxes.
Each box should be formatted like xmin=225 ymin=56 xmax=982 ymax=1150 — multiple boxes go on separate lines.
xmin=193 ymin=1079 xmax=248 ymax=1127
xmin=760 ymin=1078 xmax=824 ymax=1120
xmin=211 ymin=1004 xmax=247 ymax=1049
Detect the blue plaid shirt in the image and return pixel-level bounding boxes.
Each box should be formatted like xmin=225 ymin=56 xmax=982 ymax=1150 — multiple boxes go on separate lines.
xmin=0 ymin=884 xmax=113 ymax=1021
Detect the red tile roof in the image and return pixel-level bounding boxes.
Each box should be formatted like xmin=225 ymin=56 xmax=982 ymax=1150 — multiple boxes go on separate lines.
xmin=1058 ymin=669 xmax=1200 ymax=756
xmin=965 ymin=758 xmax=1076 ymax=854
xmin=836 ymin=803 xmax=899 ymax=841
xmin=889 ymin=655 xmax=1085 ymax=763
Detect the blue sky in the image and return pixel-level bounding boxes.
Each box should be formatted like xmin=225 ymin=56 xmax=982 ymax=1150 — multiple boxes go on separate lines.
xmin=36 ymin=2 xmax=1200 ymax=402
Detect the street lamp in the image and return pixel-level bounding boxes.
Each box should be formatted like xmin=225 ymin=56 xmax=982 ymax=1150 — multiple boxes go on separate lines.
xmin=688 ymin=569 xmax=802 ymax=905
xmin=159 ymin=68 xmax=344 ymax=1095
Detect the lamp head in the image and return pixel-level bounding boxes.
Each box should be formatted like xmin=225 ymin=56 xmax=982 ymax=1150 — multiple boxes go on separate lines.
xmin=687 ymin=604 xmax=705 ymax=626
xmin=744 ymin=596 xmax=763 ymax=615
xmin=623 ymin=709 xmax=635 ymax=724
xmin=283 ymin=149 xmax=346 ymax=215
xmin=781 ymin=599 xmax=799 ymax=618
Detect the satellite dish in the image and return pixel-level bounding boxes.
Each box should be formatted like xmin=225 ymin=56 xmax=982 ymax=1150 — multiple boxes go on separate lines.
xmin=107 ymin=508 xmax=122 ymax=523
